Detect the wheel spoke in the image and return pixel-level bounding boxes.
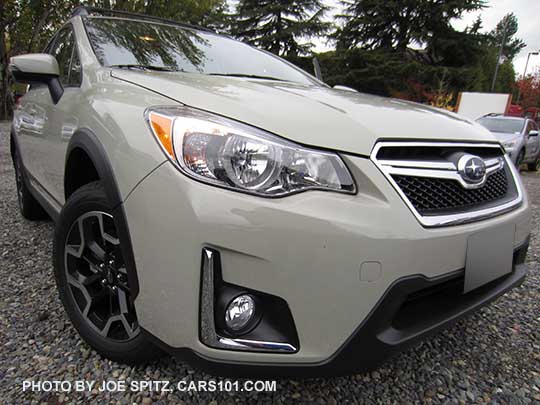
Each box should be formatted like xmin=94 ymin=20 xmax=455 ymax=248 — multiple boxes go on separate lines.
xmin=87 ymin=241 xmax=106 ymax=262
xmin=100 ymin=317 xmax=114 ymax=338
xmin=66 ymin=219 xmax=85 ymax=258
xmin=79 ymin=272 xmax=101 ymax=286
xmin=120 ymin=314 xmax=137 ymax=339
xmin=67 ymin=274 xmax=92 ymax=317
xmin=118 ymin=288 xmax=129 ymax=314
xmin=79 ymin=253 xmax=102 ymax=273
xmin=97 ymin=213 xmax=120 ymax=246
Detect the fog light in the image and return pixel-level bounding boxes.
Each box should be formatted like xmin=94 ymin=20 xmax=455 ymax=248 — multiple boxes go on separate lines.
xmin=225 ymin=294 xmax=255 ymax=332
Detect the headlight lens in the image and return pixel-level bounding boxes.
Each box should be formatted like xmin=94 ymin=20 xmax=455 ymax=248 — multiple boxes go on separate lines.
xmin=502 ymin=139 xmax=518 ymax=148
xmin=146 ymin=106 xmax=356 ymax=196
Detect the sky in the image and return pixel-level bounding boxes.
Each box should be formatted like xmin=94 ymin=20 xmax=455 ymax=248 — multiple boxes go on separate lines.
xmin=305 ymin=0 xmax=540 ymax=78
xmin=453 ymin=0 xmax=540 ymax=78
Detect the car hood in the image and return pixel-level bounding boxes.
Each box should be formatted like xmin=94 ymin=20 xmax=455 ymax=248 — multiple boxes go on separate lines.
xmin=111 ymin=70 xmax=497 ymax=156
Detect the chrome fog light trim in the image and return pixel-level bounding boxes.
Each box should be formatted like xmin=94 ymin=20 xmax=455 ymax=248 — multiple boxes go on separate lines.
xmin=199 ymin=248 xmax=297 ymax=353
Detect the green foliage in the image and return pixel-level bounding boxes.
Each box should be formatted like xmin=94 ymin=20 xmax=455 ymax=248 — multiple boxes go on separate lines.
xmin=488 ymin=13 xmax=525 ymax=61
xmin=335 ymin=0 xmax=486 ymax=52
xmin=232 ymin=0 xmax=331 ymax=56
xmin=85 ymin=0 xmax=230 ymax=30
xmin=286 ymin=49 xmax=480 ymax=101
xmin=0 ymin=0 xmax=228 ymax=119
xmin=474 ymin=47 xmax=518 ymax=94
xmin=426 ymin=17 xmax=487 ymax=67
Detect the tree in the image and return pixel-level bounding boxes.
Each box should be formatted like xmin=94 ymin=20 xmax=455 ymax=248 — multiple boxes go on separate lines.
xmin=426 ymin=16 xmax=487 ymax=67
xmin=0 ymin=0 xmax=229 ymax=119
xmin=232 ymin=0 xmax=331 ymax=56
xmin=488 ymin=13 xmax=525 ymax=61
xmin=516 ymin=70 xmax=540 ymax=110
xmin=84 ymin=0 xmax=230 ymax=30
xmin=335 ymin=0 xmax=486 ymax=52
xmin=1 ymin=0 xmax=78 ymax=119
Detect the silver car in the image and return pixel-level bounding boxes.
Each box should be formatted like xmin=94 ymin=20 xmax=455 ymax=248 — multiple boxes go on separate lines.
xmin=7 ymin=7 xmax=531 ymax=376
xmin=477 ymin=115 xmax=540 ymax=171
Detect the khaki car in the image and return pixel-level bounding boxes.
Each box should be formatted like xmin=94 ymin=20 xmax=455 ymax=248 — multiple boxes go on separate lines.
xmin=8 ymin=7 xmax=531 ymax=376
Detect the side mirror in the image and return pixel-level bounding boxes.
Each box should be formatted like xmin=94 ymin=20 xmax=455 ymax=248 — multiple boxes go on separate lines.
xmin=529 ymin=130 xmax=539 ymax=137
xmin=333 ymin=85 xmax=358 ymax=93
xmin=9 ymin=54 xmax=63 ymax=104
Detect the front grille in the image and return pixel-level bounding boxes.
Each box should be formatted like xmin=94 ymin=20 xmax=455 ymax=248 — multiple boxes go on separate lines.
xmin=392 ymin=168 xmax=510 ymax=215
xmin=372 ymin=142 xmax=523 ymax=226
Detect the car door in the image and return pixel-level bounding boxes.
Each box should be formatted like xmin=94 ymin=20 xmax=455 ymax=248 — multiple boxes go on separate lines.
xmin=40 ymin=25 xmax=84 ymax=205
xmin=14 ymin=35 xmax=64 ymax=197
xmin=524 ymin=120 xmax=539 ymax=162
xmin=15 ymin=25 xmax=82 ymax=205
xmin=44 ymin=25 xmax=84 ymax=204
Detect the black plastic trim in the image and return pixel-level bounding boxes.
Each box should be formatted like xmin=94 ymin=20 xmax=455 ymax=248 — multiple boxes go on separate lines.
xmin=9 ymin=69 xmax=64 ymax=104
xmin=65 ymin=130 xmax=140 ymax=300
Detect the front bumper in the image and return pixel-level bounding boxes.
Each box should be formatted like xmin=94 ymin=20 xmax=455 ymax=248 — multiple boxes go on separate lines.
xmin=145 ymin=242 xmax=528 ymax=377
xmin=123 ymin=154 xmax=531 ymax=374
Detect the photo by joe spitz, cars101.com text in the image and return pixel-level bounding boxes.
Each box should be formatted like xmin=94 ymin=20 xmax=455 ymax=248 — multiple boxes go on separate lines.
xmin=2 ymin=1 xmax=540 ymax=403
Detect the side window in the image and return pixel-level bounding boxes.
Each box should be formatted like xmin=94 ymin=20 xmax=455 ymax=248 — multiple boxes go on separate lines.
xmin=68 ymin=48 xmax=82 ymax=86
xmin=527 ymin=121 xmax=535 ymax=134
xmin=48 ymin=26 xmax=82 ymax=87
xmin=49 ymin=27 xmax=74 ymax=85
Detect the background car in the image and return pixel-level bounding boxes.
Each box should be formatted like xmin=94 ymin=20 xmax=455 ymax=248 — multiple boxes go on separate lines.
xmin=477 ymin=114 xmax=540 ymax=171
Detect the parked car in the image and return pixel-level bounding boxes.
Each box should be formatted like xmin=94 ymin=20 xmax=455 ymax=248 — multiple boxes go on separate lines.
xmin=8 ymin=7 xmax=531 ymax=377
xmin=477 ymin=114 xmax=540 ymax=171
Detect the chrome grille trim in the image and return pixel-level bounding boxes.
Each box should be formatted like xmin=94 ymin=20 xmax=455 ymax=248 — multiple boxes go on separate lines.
xmin=371 ymin=141 xmax=524 ymax=227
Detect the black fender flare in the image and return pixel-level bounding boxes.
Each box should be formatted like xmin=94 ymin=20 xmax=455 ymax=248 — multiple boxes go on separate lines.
xmin=65 ymin=129 xmax=140 ymax=300
xmin=66 ymin=129 xmax=123 ymax=207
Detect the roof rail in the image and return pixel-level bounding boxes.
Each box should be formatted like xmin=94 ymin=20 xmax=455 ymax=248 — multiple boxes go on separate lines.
xmin=70 ymin=6 xmax=215 ymax=33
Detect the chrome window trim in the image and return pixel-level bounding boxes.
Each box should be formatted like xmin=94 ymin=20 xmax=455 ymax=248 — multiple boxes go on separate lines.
xmin=370 ymin=141 xmax=523 ymax=227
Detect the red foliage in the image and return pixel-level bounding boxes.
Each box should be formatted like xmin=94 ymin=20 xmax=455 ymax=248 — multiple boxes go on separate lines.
xmin=516 ymin=69 xmax=540 ymax=110
xmin=391 ymin=80 xmax=431 ymax=103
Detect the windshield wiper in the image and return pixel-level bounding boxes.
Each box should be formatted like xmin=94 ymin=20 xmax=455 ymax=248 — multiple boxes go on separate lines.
xmin=207 ymin=73 xmax=288 ymax=82
xmin=110 ymin=64 xmax=177 ymax=72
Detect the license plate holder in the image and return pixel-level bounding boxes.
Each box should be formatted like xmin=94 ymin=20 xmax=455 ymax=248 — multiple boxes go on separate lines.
xmin=464 ymin=224 xmax=514 ymax=293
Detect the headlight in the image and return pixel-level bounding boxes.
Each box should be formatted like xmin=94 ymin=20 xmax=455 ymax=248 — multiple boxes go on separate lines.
xmin=145 ymin=106 xmax=356 ymax=197
xmin=502 ymin=139 xmax=518 ymax=148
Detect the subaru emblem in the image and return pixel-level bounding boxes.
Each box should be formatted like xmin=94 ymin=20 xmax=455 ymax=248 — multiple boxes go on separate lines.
xmin=457 ymin=155 xmax=487 ymax=184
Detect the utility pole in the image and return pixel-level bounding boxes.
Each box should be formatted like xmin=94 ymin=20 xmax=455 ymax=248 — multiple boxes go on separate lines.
xmin=491 ymin=18 xmax=509 ymax=92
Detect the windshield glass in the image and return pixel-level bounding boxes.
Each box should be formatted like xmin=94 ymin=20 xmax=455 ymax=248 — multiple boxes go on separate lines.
xmin=477 ymin=117 xmax=525 ymax=134
xmin=83 ymin=17 xmax=314 ymax=85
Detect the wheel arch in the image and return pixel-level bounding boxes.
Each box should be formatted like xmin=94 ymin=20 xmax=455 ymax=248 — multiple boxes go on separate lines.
xmin=64 ymin=129 xmax=140 ymax=300
xmin=65 ymin=129 xmax=122 ymax=206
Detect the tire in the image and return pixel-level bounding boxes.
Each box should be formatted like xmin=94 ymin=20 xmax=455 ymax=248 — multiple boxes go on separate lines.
xmin=12 ymin=148 xmax=48 ymax=220
xmin=53 ymin=181 xmax=162 ymax=365
xmin=527 ymin=156 xmax=540 ymax=172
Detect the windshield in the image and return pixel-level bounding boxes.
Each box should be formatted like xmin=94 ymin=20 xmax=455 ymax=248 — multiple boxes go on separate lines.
xmin=83 ymin=17 xmax=315 ymax=85
xmin=477 ymin=117 xmax=525 ymax=134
